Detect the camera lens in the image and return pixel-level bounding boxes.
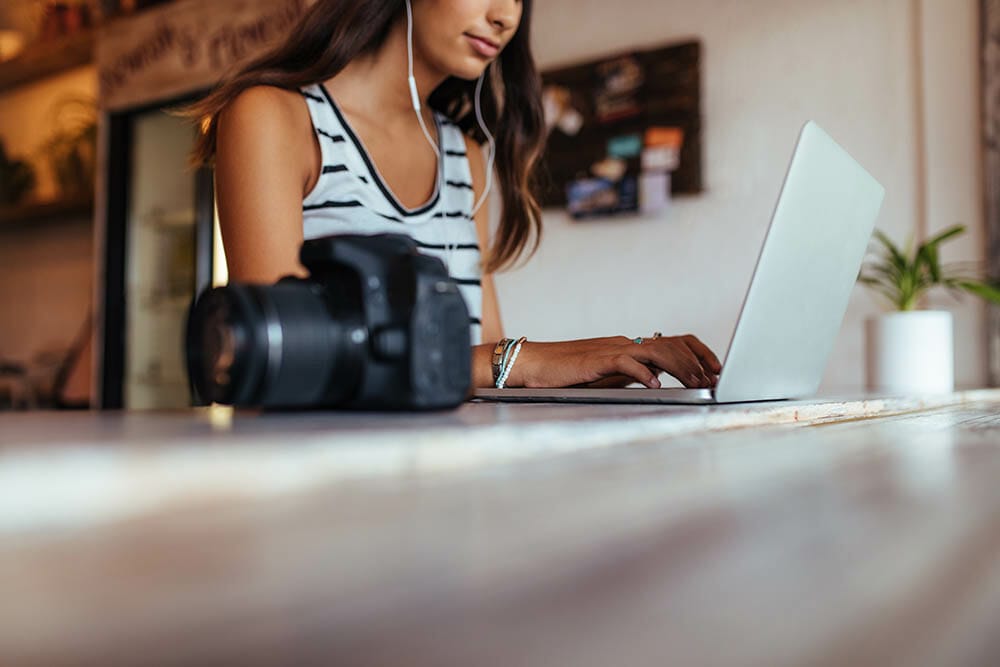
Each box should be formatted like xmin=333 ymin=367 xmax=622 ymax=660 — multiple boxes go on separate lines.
xmin=186 ymin=280 xmax=366 ymax=408
xmin=186 ymin=286 xmax=266 ymax=406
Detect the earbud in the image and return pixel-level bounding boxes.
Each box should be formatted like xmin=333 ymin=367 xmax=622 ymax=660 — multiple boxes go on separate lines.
xmin=405 ymin=0 xmax=440 ymax=158
xmin=408 ymin=76 xmax=422 ymax=112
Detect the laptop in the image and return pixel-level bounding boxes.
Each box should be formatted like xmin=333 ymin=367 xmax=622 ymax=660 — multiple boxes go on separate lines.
xmin=474 ymin=121 xmax=886 ymax=405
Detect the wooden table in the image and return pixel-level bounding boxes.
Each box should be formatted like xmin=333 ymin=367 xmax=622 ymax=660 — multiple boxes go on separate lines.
xmin=1 ymin=391 xmax=999 ymax=666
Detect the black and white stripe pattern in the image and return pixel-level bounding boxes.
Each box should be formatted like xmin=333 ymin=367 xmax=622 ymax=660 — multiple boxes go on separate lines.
xmin=300 ymin=84 xmax=483 ymax=344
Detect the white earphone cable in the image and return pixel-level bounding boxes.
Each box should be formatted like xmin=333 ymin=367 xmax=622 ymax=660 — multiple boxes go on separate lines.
xmin=404 ymin=0 xmax=496 ymax=273
xmin=471 ymin=71 xmax=496 ymax=218
xmin=406 ymin=0 xmax=440 ymax=160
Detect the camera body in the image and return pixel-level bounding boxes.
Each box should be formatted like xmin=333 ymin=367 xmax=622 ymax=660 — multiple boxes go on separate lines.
xmin=186 ymin=234 xmax=472 ymax=410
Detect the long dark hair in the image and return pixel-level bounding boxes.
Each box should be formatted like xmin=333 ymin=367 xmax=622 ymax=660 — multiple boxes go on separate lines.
xmin=184 ymin=0 xmax=545 ymax=273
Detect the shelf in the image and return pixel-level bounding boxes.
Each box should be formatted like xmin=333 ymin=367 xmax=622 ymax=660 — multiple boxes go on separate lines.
xmin=0 ymin=196 xmax=94 ymax=228
xmin=136 ymin=292 xmax=194 ymax=311
xmin=0 ymin=31 xmax=95 ymax=93
xmin=143 ymin=208 xmax=197 ymax=229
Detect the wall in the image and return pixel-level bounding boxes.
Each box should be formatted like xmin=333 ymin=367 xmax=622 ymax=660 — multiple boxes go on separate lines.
xmin=496 ymin=0 xmax=985 ymax=391
xmin=1 ymin=1 xmax=985 ymax=400
xmin=919 ymin=0 xmax=986 ymax=386
xmin=0 ymin=66 xmax=97 ymax=394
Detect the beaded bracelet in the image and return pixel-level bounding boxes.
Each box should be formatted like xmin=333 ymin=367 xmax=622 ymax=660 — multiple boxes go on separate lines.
xmin=491 ymin=338 xmax=514 ymax=385
xmin=496 ymin=336 xmax=527 ymax=389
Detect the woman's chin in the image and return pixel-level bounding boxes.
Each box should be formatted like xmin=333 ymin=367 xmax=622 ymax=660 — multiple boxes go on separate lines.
xmin=449 ymin=59 xmax=493 ymax=82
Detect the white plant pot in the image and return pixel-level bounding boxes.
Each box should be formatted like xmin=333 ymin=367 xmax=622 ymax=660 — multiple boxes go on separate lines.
xmin=865 ymin=310 xmax=954 ymax=394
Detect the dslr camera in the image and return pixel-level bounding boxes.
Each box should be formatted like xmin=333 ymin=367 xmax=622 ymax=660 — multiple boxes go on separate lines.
xmin=186 ymin=234 xmax=471 ymax=410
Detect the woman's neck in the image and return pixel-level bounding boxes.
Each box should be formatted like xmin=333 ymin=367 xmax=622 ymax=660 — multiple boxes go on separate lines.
xmin=326 ymin=19 xmax=447 ymax=123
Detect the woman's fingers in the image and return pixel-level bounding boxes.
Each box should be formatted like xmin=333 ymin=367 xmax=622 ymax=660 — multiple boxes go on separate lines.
xmin=631 ymin=340 xmax=714 ymax=388
xmin=528 ymin=335 xmax=720 ymax=390
xmin=681 ymin=334 xmax=723 ymax=374
xmin=605 ymin=354 xmax=661 ymax=389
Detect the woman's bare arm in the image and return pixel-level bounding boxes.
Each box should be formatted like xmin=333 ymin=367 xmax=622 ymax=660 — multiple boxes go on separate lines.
xmin=465 ymin=135 xmax=505 ymax=389
xmin=460 ymin=139 xmax=720 ymax=391
xmin=215 ymin=85 xmax=318 ymax=284
xmin=465 ymin=135 xmax=504 ymax=344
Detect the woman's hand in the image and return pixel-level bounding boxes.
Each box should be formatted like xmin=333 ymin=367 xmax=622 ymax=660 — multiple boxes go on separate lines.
xmin=506 ymin=335 xmax=722 ymax=389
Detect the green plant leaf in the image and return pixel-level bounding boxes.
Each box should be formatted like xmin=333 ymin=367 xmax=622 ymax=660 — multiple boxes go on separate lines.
xmin=857 ymin=277 xmax=900 ymax=308
xmin=858 ymin=276 xmax=895 ymax=293
xmin=917 ymin=243 xmax=941 ymax=283
xmin=922 ymin=224 xmax=966 ymax=249
xmin=939 ymin=263 xmax=978 ymax=282
xmin=858 ymin=265 xmax=903 ymax=305
xmin=858 ymin=276 xmax=891 ymax=292
xmin=898 ymin=263 xmax=923 ymax=309
xmin=916 ymin=226 xmax=964 ymax=287
xmin=866 ymin=261 xmax=902 ymax=284
xmin=957 ymin=281 xmax=1000 ymax=305
xmin=873 ymin=230 xmax=908 ymax=273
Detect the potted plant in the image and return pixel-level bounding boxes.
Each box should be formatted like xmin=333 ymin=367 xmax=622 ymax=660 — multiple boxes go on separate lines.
xmin=858 ymin=225 xmax=1000 ymax=393
xmin=38 ymin=95 xmax=97 ymax=200
xmin=0 ymin=138 xmax=37 ymax=206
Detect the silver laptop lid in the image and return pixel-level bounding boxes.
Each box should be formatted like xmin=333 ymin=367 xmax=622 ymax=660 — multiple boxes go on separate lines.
xmin=714 ymin=121 xmax=885 ymax=403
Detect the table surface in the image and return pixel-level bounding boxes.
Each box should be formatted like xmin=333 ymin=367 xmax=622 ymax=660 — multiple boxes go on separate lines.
xmin=2 ymin=390 xmax=999 ymax=665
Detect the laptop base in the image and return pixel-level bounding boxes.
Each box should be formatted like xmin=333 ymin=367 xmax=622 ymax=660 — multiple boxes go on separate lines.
xmin=472 ymin=387 xmax=787 ymax=405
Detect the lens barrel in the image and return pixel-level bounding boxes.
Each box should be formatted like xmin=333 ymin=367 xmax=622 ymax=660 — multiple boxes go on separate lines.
xmin=186 ymin=281 xmax=365 ymax=408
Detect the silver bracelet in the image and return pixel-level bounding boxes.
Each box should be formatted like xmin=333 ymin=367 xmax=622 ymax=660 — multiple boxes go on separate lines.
xmin=496 ymin=336 xmax=527 ymax=389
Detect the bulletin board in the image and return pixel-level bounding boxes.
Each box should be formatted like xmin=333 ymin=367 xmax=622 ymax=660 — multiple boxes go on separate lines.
xmin=537 ymin=41 xmax=703 ymax=214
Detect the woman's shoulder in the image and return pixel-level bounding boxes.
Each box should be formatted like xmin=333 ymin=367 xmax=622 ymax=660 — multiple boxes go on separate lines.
xmin=220 ymin=85 xmax=312 ymax=131
xmin=216 ymin=85 xmax=318 ymax=189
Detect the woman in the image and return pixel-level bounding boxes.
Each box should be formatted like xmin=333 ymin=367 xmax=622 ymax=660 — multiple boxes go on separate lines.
xmin=187 ymin=0 xmax=721 ymax=391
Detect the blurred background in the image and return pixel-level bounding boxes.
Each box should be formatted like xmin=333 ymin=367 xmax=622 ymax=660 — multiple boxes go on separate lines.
xmin=0 ymin=0 xmax=993 ymax=410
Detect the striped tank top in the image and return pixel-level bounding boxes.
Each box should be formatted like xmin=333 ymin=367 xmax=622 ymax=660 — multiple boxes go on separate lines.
xmin=299 ymin=83 xmax=483 ymax=345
